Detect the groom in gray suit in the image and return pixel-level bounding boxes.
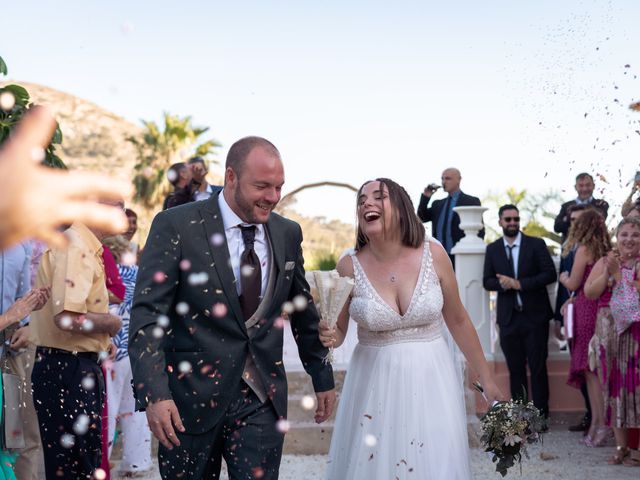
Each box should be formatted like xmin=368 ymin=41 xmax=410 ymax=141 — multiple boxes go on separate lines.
xmin=129 ymin=137 xmax=336 ymax=479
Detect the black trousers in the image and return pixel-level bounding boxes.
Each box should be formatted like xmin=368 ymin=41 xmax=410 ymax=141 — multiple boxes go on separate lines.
xmin=31 ymin=349 xmax=104 ymax=480
xmin=159 ymin=381 xmax=284 ymax=479
xmin=499 ymin=311 xmax=550 ymax=416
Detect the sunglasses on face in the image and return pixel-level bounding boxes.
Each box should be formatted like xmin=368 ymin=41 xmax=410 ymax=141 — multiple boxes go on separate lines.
xmin=502 ymin=216 xmax=520 ymax=223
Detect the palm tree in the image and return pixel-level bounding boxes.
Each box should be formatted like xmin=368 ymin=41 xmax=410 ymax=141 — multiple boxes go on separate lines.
xmin=127 ymin=112 xmax=220 ymax=208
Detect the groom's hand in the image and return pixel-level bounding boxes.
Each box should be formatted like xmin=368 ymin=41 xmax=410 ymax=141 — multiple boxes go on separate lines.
xmin=145 ymin=399 xmax=185 ymax=449
xmin=314 ymin=389 xmax=336 ymax=424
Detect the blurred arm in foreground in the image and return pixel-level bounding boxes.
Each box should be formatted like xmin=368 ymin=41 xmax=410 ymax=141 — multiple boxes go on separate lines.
xmin=0 ymin=106 xmax=132 ymax=249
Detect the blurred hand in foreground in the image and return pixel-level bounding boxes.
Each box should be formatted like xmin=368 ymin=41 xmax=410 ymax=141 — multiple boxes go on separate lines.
xmin=0 ymin=106 xmax=132 ymax=249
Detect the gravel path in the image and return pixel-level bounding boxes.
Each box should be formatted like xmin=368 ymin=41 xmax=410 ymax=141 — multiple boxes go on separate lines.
xmin=112 ymin=415 xmax=637 ymax=479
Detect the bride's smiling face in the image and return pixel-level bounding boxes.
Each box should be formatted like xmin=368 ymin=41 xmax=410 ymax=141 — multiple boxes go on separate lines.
xmin=357 ymin=181 xmax=397 ymax=239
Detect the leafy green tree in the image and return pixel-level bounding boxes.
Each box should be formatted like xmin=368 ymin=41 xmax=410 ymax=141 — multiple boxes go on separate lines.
xmin=0 ymin=56 xmax=64 ymax=168
xmin=127 ymin=112 xmax=220 ymax=208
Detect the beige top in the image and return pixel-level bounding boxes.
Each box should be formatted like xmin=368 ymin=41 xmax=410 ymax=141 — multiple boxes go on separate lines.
xmin=31 ymin=223 xmax=111 ymax=353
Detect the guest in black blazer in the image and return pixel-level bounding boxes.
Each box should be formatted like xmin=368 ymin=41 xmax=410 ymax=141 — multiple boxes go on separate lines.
xmin=483 ymin=204 xmax=557 ymax=418
xmin=554 ymin=172 xmax=609 ymax=244
xmin=417 ymin=168 xmax=483 ymax=267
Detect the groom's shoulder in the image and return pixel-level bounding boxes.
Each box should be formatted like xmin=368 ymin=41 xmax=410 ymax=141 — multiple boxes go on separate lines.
xmin=268 ymin=211 xmax=301 ymax=233
xmin=153 ymin=201 xmax=202 ymax=225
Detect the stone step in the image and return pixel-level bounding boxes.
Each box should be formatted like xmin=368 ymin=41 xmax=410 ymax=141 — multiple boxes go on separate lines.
xmin=283 ymin=421 xmax=333 ymax=455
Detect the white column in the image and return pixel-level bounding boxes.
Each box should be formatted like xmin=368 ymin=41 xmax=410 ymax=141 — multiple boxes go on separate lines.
xmin=451 ymin=206 xmax=493 ymax=360
xmin=451 ymin=206 xmax=490 ymax=443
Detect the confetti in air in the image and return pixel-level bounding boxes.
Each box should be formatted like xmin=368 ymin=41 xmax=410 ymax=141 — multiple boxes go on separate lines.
xmin=0 ymin=91 xmax=15 ymax=111
xmin=300 ymin=395 xmax=315 ymax=410
xmin=292 ymin=295 xmax=308 ymax=311
xmin=157 ymin=315 xmax=170 ymax=328
xmin=211 ymin=233 xmax=225 ymax=247
xmin=178 ymin=361 xmax=192 ymax=374
xmin=81 ymin=376 xmax=96 ymax=391
xmin=176 ymin=302 xmax=189 ymax=315
xmin=364 ymin=434 xmax=378 ymax=447
xmin=276 ymin=419 xmax=290 ymax=433
xmin=212 ymin=303 xmax=228 ymax=318
xmin=73 ymin=414 xmax=90 ymax=435
xmin=60 ymin=433 xmax=75 ymax=449
xmin=281 ymin=301 xmax=294 ymax=315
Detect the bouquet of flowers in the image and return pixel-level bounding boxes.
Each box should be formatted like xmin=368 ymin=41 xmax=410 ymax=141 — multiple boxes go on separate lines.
xmin=474 ymin=382 xmax=546 ymax=477
xmin=305 ymin=269 xmax=354 ymax=363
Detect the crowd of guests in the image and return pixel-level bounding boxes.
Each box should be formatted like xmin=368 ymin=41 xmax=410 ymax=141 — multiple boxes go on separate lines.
xmin=555 ymin=174 xmax=640 ymax=467
xmin=419 ymin=170 xmax=640 ymax=467
xmin=0 ymin=150 xmax=226 ymax=479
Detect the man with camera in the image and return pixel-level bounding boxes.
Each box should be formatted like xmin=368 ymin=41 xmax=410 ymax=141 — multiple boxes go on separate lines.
xmin=417 ymin=167 xmax=483 ymax=267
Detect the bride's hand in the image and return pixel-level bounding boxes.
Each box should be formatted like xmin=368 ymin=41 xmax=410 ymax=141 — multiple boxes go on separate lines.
xmin=318 ymin=320 xmax=336 ymax=348
xmin=481 ymin=380 xmax=507 ymax=406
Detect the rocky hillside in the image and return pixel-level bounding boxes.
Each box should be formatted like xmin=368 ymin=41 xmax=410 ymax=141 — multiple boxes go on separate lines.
xmin=2 ymin=81 xmax=142 ymax=181
xmin=3 ymin=81 xmax=354 ymax=261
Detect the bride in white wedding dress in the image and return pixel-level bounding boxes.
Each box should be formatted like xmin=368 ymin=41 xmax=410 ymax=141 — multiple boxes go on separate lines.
xmin=320 ymin=178 xmax=503 ymax=480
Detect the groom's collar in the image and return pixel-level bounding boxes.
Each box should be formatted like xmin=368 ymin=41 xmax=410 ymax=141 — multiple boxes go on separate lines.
xmin=218 ymin=189 xmax=265 ymax=235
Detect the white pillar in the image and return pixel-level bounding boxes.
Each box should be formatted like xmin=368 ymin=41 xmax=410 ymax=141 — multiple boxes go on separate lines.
xmin=451 ymin=206 xmax=490 ymax=444
xmin=451 ymin=206 xmax=493 ymax=360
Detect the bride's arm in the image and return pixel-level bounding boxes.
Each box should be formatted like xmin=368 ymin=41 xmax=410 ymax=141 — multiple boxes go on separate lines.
xmin=318 ymin=255 xmax=353 ymax=349
xmin=430 ymin=241 xmax=505 ymax=403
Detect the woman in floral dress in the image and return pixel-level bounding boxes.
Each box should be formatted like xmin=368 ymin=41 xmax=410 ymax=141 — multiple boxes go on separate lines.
xmin=559 ymin=209 xmax=611 ymax=446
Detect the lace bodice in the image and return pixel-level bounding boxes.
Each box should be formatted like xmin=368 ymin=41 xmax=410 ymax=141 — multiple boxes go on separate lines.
xmin=349 ymin=239 xmax=445 ymax=346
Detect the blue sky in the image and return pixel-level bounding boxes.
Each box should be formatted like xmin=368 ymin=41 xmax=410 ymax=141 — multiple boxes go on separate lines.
xmin=3 ymin=0 xmax=639 ymax=226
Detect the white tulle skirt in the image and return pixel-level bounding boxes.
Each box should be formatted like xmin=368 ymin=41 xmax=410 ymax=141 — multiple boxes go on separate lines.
xmin=325 ymin=337 xmax=472 ymax=480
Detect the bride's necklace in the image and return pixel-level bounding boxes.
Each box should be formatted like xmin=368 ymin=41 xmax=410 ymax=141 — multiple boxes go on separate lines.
xmin=389 ymin=274 xmax=397 ymax=283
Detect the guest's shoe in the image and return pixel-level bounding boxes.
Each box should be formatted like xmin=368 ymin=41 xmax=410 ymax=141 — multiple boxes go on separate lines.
xmin=584 ymin=427 xmax=612 ymax=447
xmin=568 ymin=414 xmax=590 ymax=432
xmin=623 ymin=448 xmax=640 ymax=467
xmin=607 ymin=446 xmax=630 ymax=465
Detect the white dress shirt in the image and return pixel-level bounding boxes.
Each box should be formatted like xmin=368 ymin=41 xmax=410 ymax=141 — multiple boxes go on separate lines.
xmin=218 ymin=191 xmax=270 ymax=297
xmin=503 ymin=232 xmax=522 ymax=307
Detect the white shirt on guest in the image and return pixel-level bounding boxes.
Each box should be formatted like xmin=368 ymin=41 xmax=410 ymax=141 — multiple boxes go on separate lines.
xmin=194 ymin=184 xmax=216 ymax=202
xmin=502 ymin=232 xmax=523 ymax=307
xmin=218 ymin=190 xmax=270 ymax=297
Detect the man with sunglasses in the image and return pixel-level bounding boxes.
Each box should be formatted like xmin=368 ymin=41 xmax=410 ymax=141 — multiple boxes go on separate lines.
xmin=483 ymin=204 xmax=557 ymax=422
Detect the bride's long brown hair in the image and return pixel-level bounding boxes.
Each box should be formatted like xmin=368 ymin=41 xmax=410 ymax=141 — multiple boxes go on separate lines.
xmin=355 ymin=178 xmax=425 ymax=251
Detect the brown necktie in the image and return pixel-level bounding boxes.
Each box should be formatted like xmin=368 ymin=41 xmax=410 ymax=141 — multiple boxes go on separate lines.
xmin=239 ymin=225 xmax=262 ymax=319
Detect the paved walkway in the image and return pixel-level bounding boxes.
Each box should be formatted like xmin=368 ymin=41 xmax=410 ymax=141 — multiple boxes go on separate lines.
xmin=112 ymin=415 xmax=637 ymax=479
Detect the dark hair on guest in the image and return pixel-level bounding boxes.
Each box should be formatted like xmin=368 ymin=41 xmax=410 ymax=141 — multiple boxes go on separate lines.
xmin=167 ymin=162 xmax=187 ymax=187
xmin=355 ymin=178 xmax=425 ymax=251
xmin=124 ymin=208 xmax=137 ymax=219
xmin=498 ymin=204 xmax=519 ymax=218
xmin=575 ymin=172 xmax=594 ymax=183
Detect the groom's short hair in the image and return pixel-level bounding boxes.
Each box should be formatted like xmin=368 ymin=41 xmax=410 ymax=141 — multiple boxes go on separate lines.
xmin=226 ymin=136 xmax=281 ymax=178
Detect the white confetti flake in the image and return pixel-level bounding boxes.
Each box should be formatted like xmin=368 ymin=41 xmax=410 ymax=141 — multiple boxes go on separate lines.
xmin=300 ymin=395 xmax=315 ymax=411
xmin=81 ymin=376 xmax=95 ymax=391
xmin=176 ymin=302 xmax=189 ymax=315
xmin=60 ymin=433 xmax=75 ymax=449
xmin=178 ymin=361 xmax=192 ymax=374
xmin=364 ymin=434 xmax=377 ymax=447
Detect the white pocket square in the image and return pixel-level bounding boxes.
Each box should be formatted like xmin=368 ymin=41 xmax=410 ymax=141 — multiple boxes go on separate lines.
xmin=285 ymin=261 xmax=295 ymax=271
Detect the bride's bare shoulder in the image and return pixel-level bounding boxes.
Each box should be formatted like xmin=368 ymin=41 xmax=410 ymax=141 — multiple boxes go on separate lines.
xmin=336 ymin=251 xmax=355 ymax=278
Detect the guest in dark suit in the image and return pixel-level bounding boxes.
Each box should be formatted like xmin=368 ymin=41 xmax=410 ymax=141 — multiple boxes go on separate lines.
xmin=483 ymin=204 xmax=557 ymax=418
xmin=554 ymin=172 xmax=609 ymax=244
xmin=129 ymin=137 xmax=336 ymax=479
xmin=417 ymin=168 xmax=483 ymax=267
